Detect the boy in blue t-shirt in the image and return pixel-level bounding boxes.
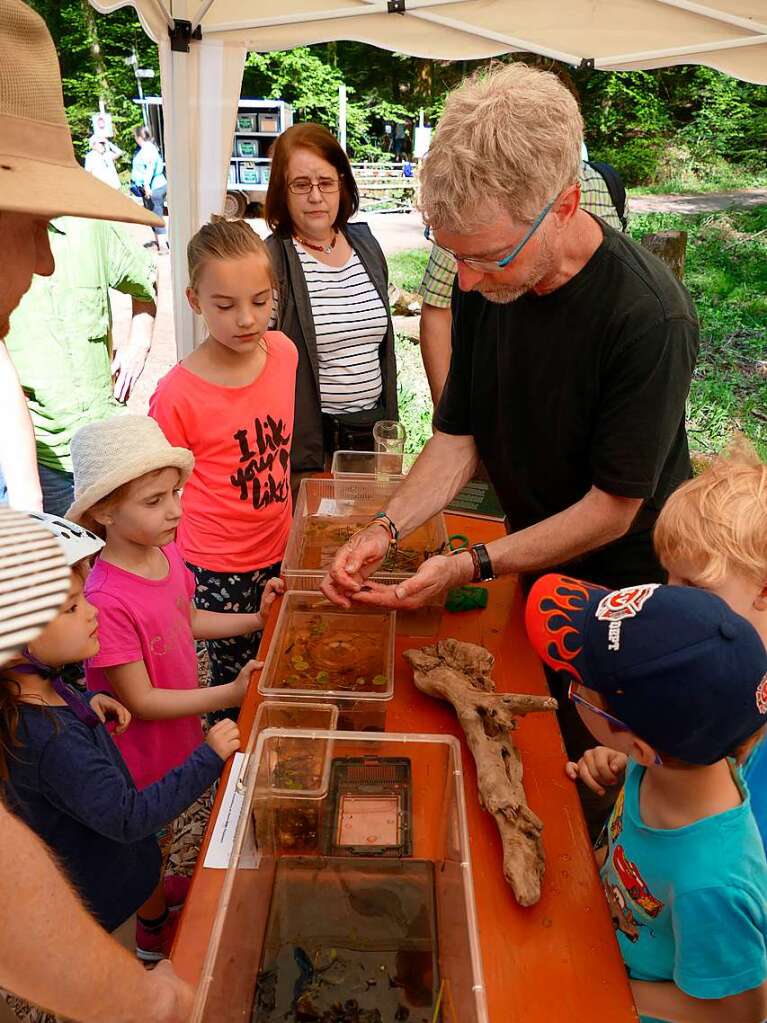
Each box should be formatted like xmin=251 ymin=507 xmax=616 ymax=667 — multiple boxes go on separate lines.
xmin=653 ymin=438 xmax=767 ymax=851
xmin=526 ymin=577 xmax=767 ymax=1023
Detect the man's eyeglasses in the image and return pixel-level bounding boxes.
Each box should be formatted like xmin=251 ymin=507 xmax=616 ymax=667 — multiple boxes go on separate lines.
xmin=288 ymin=176 xmax=342 ymax=196
xmin=424 ymin=196 xmax=556 ymax=273
xmin=568 ymin=681 xmax=663 ymax=765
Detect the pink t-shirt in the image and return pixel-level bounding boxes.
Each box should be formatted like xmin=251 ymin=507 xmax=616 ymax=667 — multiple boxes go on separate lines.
xmin=85 ymin=543 xmax=204 ymax=790
xmin=149 ymin=330 xmax=297 ymax=573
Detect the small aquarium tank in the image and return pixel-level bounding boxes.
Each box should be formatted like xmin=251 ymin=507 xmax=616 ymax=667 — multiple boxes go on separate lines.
xmin=191 ymin=732 xmax=488 ymax=1023
xmin=281 ymin=480 xmax=449 ymax=636
xmin=258 ymin=593 xmax=395 ymax=731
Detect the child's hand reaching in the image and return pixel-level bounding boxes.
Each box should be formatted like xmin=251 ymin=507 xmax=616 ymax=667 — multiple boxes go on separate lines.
xmin=230 ymin=659 xmax=263 ymax=706
xmin=565 ymin=746 xmax=627 ymax=796
xmin=90 ymin=693 xmax=131 ymax=734
xmin=258 ymin=577 xmax=285 ymax=624
xmin=206 ymin=719 xmax=241 ymax=761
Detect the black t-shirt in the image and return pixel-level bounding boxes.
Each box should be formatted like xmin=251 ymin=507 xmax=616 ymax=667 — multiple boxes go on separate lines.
xmin=435 ymin=222 xmax=699 ymax=585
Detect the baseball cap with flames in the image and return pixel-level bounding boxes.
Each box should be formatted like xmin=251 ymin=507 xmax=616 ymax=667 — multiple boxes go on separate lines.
xmin=525 ymin=574 xmax=767 ymax=765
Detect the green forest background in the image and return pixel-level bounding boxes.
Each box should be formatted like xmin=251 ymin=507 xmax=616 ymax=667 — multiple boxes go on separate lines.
xmin=28 ymin=0 xmax=767 ymax=191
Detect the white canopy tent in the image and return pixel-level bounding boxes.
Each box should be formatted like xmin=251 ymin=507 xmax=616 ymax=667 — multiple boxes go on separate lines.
xmin=89 ymin=0 xmax=767 ymax=354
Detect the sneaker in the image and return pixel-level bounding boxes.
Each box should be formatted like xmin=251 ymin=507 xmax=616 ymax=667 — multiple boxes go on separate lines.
xmin=164 ymin=874 xmax=191 ymax=911
xmin=135 ymin=913 xmax=179 ymax=962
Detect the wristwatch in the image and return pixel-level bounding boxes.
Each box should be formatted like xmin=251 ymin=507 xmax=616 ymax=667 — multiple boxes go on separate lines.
xmin=469 ymin=543 xmax=496 ymax=582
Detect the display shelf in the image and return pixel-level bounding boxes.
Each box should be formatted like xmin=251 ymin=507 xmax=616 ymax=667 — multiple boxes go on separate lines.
xmin=234 ymin=130 xmax=281 ymax=138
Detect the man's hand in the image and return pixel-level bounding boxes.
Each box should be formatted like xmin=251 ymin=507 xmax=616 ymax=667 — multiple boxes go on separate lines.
xmin=90 ymin=693 xmax=131 ymax=734
xmin=347 ymin=551 xmax=474 ymax=610
xmin=320 ymin=525 xmax=391 ymax=607
xmin=142 ymin=959 xmax=195 ymax=1023
xmin=112 ymin=342 xmax=151 ymax=403
xmin=565 ymin=746 xmax=627 ymax=796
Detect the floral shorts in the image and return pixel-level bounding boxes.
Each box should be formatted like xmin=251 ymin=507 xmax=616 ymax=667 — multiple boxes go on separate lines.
xmin=188 ymin=561 xmax=281 ymax=723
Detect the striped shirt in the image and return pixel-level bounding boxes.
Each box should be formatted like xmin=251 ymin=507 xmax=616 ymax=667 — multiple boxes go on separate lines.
xmin=294 ymin=241 xmax=387 ymax=415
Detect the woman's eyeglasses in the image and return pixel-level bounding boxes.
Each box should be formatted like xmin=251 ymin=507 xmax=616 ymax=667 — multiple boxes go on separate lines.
xmin=288 ymin=177 xmax=342 ymax=195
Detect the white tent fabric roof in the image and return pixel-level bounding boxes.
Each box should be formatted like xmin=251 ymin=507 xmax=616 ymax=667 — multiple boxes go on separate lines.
xmin=93 ymin=0 xmax=767 ymax=83
xmin=88 ymin=0 xmax=767 ymax=354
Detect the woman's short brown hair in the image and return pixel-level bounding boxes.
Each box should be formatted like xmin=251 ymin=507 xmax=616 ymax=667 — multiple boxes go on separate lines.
xmin=264 ymin=123 xmax=359 ymax=236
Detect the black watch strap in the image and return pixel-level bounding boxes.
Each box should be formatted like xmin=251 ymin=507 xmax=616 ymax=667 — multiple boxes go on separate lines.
xmin=471 ymin=543 xmax=495 ymax=582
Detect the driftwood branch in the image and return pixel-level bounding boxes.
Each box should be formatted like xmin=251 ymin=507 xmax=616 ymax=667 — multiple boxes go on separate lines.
xmin=404 ymin=638 xmax=557 ymax=907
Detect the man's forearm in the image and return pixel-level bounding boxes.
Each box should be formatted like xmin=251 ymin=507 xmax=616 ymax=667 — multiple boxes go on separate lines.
xmin=485 ymin=486 xmax=642 ymax=578
xmin=0 ymin=802 xmax=186 ymax=1022
xmin=384 ymin=429 xmax=478 ymax=537
xmin=631 ymin=979 xmax=767 ymax=1023
xmin=125 ymin=298 xmax=156 ymax=355
xmin=0 ymin=344 xmax=42 ymax=511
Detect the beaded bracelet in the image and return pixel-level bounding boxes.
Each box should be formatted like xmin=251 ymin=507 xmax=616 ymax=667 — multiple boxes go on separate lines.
xmin=369 ymin=511 xmax=400 ymax=541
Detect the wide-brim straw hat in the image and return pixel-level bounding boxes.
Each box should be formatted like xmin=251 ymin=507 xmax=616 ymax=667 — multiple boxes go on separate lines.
xmin=0 ymin=507 xmax=71 ymax=667
xmin=67 ymin=415 xmax=195 ymax=528
xmin=0 ymin=0 xmax=163 ymax=227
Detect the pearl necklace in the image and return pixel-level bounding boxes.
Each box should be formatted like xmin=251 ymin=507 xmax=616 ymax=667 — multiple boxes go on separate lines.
xmin=294 ymin=229 xmax=338 ymax=255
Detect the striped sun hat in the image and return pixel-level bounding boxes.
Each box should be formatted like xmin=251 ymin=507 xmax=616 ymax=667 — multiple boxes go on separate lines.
xmin=0 ymin=507 xmax=70 ymax=667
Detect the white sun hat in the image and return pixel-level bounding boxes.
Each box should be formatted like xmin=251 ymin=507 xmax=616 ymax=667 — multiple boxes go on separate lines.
xmin=66 ymin=415 xmax=194 ymax=528
xmin=0 ymin=0 xmax=162 ymax=227
xmin=0 ymin=507 xmax=71 ymax=667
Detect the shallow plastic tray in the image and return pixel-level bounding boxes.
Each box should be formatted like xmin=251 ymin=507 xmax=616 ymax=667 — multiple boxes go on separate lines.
xmin=258 ymin=591 xmax=395 ymax=730
xmin=282 ymin=477 xmax=448 ymax=591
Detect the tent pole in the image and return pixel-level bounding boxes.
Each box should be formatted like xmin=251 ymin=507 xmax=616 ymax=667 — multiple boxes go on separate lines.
xmin=191 ymin=0 xmax=218 ymax=33
xmin=203 ymin=0 xmax=474 ymax=34
xmin=598 ymin=32 xmax=767 ymax=68
xmin=147 ymin=0 xmax=175 ymax=31
xmin=388 ymin=8 xmax=580 ymax=64
xmin=649 ymin=0 xmax=767 ymax=36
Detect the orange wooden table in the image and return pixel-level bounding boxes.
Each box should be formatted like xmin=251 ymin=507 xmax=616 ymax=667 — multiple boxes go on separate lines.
xmin=173 ymin=515 xmax=638 ymax=1023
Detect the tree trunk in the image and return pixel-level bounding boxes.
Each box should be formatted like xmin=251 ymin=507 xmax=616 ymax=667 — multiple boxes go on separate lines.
xmin=640 ymin=230 xmax=688 ymax=280
xmin=80 ymin=0 xmax=112 ymax=106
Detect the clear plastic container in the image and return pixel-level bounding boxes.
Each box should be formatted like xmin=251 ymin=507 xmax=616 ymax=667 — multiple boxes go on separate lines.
xmin=252 ymin=700 xmax=339 ymax=736
xmin=282 ymin=478 xmax=448 ymax=635
xmin=257 ymin=591 xmax=395 ymax=731
xmin=330 ymin=448 xmax=406 ymax=480
xmin=191 ymin=731 xmax=488 ymax=1023
xmin=236 ymin=701 xmax=340 ymax=794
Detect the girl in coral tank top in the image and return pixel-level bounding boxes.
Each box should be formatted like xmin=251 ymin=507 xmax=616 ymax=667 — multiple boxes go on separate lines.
xmin=150 ymin=217 xmax=297 ymax=718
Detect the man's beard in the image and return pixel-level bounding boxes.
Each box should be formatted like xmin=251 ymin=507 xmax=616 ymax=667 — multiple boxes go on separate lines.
xmin=475 ymin=232 xmax=555 ymax=305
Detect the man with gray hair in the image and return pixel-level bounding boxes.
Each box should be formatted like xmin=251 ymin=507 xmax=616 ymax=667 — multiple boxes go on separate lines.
xmin=323 ymin=63 xmax=698 ymax=821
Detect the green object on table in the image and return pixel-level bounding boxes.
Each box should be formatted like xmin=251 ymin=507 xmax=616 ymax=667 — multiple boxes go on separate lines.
xmin=445 ymin=585 xmax=489 ymax=612
xmin=446 ymin=533 xmax=470 ymax=553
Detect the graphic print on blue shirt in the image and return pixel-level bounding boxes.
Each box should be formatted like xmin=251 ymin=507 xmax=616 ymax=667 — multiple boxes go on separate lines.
xmin=599 ymin=761 xmax=767 ymax=1023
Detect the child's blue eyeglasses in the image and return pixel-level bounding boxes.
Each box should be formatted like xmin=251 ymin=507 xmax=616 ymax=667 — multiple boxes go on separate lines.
xmin=423 ymin=196 xmax=557 ymax=273
xmin=568 ymin=681 xmax=663 ymax=766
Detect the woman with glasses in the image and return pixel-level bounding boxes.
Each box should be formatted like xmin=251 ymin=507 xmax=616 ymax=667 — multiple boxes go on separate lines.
xmin=264 ymin=124 xmax=397 ymax=483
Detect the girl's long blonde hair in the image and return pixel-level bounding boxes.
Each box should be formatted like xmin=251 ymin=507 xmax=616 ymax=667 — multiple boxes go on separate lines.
xmin=187 ymin=215 xmax=275 ymax=292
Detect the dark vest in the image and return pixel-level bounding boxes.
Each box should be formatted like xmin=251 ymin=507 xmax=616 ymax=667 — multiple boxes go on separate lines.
xmin=266 ymin=222 xmax=398 ymax=473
